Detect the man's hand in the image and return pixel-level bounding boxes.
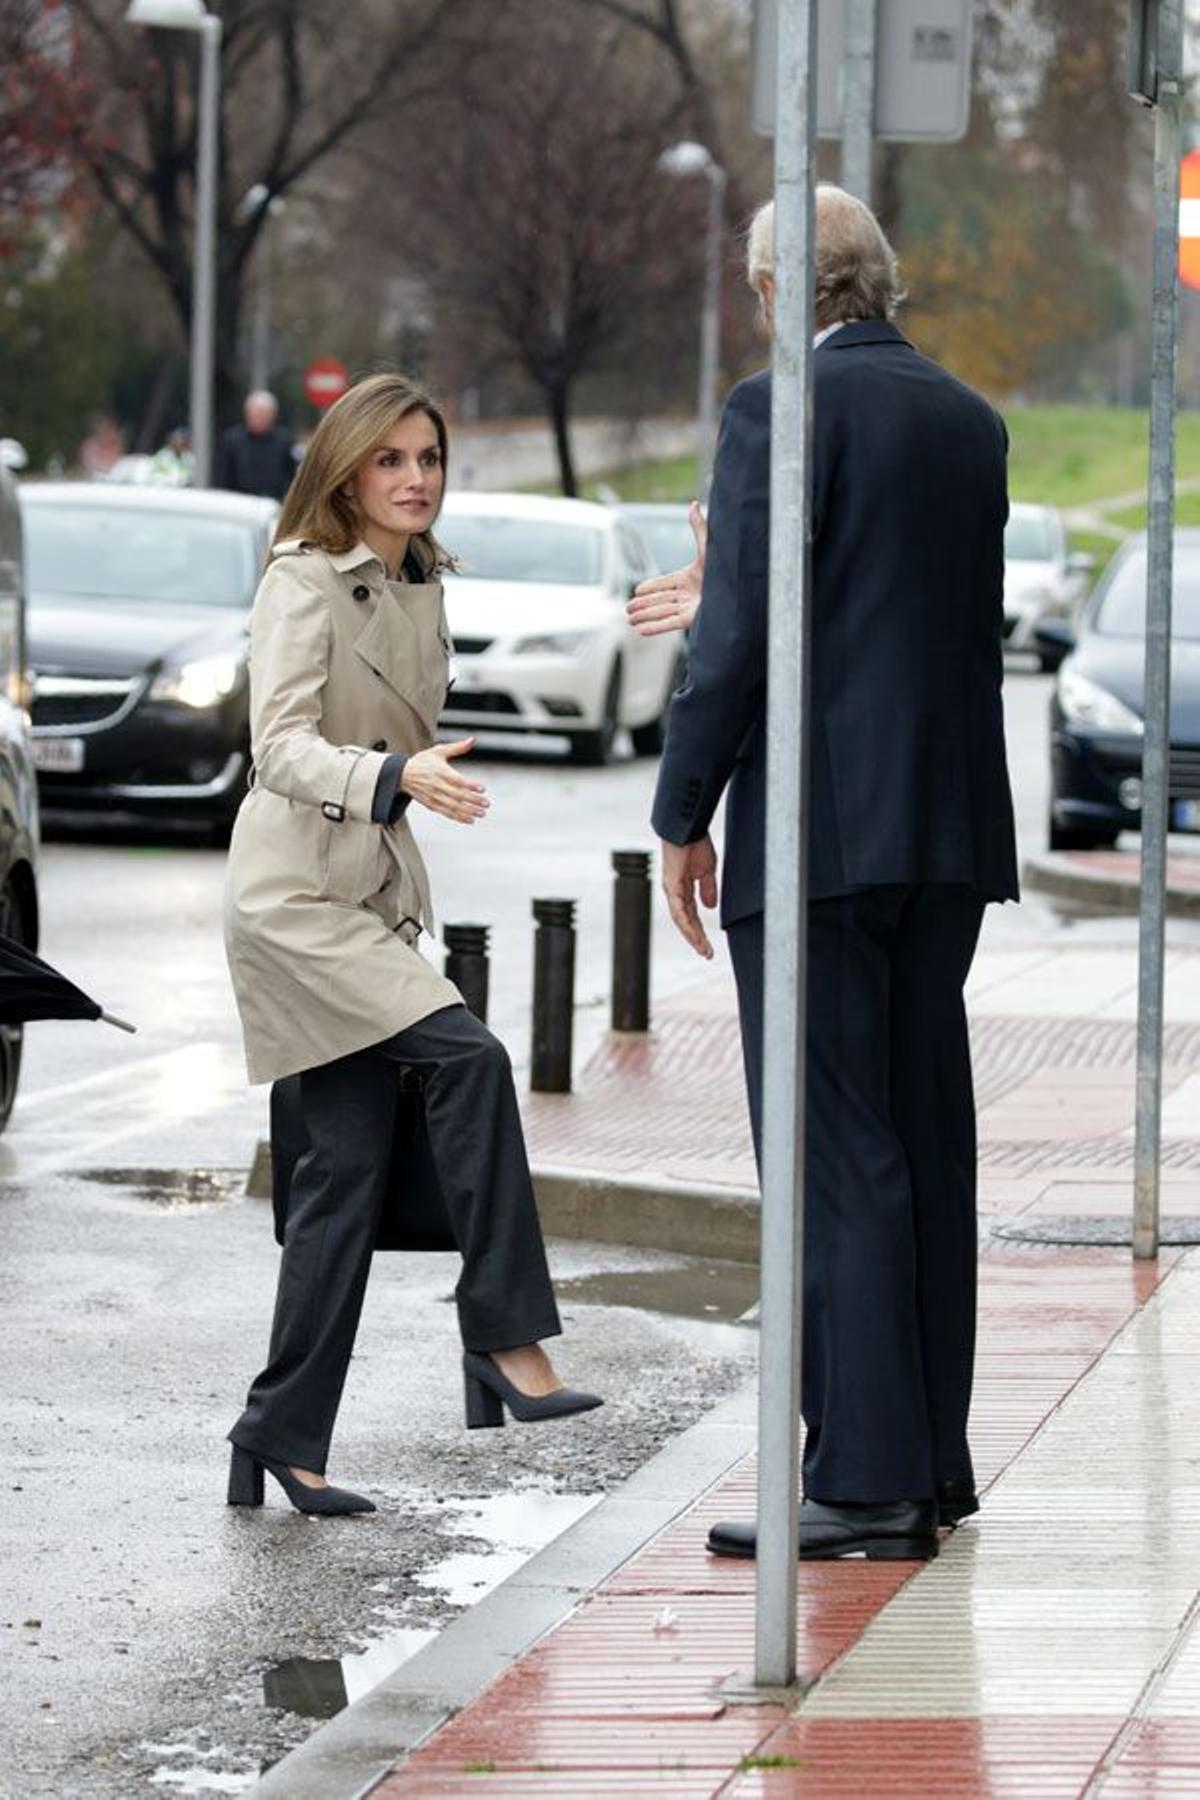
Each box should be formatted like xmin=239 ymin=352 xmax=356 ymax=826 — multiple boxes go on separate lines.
xmin=626 ymin=500 xmax=707 ymax=638
xmin=660 ymin=834 xmax=718 ymax=960
xmin=400 ymin=739 xmax=489 ymax=824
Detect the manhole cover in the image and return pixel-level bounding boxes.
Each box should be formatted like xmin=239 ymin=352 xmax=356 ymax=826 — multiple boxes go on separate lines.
xmin=78 ymin=1167 xmax=243 ymax=1210
xmin=994 ymin=1215 xmax=1200 ymax=1247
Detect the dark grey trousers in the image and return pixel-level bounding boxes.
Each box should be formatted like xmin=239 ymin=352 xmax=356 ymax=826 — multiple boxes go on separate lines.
xmin=229 ymin=1004 xmax=561 ymax=1473
xmin=726 ymin=886 xmax=985 ymax=1504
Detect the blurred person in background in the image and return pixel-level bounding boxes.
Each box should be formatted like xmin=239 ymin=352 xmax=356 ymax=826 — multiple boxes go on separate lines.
xmin=224 ymin=372 xmax=601 ymax=1520
xmin=216 ymin=389 xmax=296 ymax=500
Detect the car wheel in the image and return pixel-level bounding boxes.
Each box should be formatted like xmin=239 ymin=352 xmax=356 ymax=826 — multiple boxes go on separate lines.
xmin=630 ymin=651 xmax=687 ymax=758
xmin=0 ymin=874 xmax=28 ymax=1133
xmin=568 ymin=661 xmax=622 ymax=767
xmin=1048 ymin=811 xmax=1119 ymax=853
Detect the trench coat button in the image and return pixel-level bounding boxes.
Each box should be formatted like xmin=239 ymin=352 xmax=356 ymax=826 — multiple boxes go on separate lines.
xmin=373 ymin=738 xmax=387 ymax=751
xmin=352 ymin=583 xmax=371 ymax=601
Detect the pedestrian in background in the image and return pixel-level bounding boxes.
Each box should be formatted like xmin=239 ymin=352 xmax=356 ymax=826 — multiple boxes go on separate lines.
xmin=216 ymin=389 xmax=296 ymax=500
xmin=224 ymin=372 xmax=601 ymax=1518
xmin=637 ymin=187 xmax=1018 ymax=1562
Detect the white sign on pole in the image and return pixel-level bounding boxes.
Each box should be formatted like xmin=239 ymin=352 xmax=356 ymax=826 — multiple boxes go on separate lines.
xmin=752 ymin=0 xmax=973 ymax=141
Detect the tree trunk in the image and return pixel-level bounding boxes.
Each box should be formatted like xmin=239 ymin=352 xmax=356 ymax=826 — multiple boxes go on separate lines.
xmin=547 ymin=383 xmax=577 ymax=496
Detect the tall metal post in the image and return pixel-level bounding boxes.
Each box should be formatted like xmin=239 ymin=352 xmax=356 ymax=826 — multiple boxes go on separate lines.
xmin=754 ymin=0 xmax=818 ymax=1690
xmin=1133 ymin=0 xmax=1184 ymax=1261
xmin=698 ymin=162 xmax=729 ymax=494
xmin=191 ymin=16 xmax=221 ymax=486
xmin=840 ymin=0 xmax=876 ymax=203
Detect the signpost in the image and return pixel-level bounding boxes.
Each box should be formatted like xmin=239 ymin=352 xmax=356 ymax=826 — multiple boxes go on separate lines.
xmin=303 ymin=356 xmax=349 ymax=410
xmin=1130 ymin=0 xmax=1184 ymax=1261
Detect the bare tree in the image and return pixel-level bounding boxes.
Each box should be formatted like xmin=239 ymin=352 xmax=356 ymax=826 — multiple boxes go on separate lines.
xmin=22 ymin=0 xmax=471 ymax=422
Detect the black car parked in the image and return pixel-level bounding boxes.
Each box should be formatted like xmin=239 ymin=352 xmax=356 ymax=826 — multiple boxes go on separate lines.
xmin=20 ymin=485 xmax=277 ymax=841
xmin=1040 ymin=528 xmax=1200 ymax=851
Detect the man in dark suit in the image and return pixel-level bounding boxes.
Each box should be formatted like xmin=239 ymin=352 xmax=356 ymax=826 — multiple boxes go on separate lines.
xmin=216 ymin=390 xmax=296 ymax=500
xmin=644 ymin=186 xmax=1018 ymax=1562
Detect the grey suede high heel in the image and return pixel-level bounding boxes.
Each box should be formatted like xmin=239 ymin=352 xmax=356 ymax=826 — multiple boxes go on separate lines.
xmin=227 ymin=1445 xmax=376 ymax=1515
xmin=462 ymin=1350 xmax=603 ymax=1429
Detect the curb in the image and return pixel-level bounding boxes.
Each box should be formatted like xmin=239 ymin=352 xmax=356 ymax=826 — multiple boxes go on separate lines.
xmin=246 ymin=1147 xmax=760 ymax=1265
xmin=251 ymin=1379 xmax=757 ymax=1799
xmin=1022 ymin=851 xmax=1200 ymax=918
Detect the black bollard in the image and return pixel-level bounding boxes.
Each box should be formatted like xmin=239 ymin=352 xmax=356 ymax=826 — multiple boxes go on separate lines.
xmin=444 ymin=922 xmax=490 ymax=1024
xmin=531 ymin=898 xmax=576 ymax=1093
xmin=611 ymin=850 xmax=651 ymax=1032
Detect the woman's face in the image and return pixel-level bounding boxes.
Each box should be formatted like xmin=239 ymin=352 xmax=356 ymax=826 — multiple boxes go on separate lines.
xmin=349 ymin=410 xmax=445 ymax=542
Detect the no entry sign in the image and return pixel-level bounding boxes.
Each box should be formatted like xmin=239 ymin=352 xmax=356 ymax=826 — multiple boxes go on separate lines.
xmin=303 ymin=357 xmax=349 ymax=409
xmin=1179 ymin=151 xmax=1200 ymax=290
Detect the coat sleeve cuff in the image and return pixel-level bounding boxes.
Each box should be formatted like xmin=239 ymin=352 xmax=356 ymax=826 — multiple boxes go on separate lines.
xmin=371 ymin=753 xmax=411 ymax=823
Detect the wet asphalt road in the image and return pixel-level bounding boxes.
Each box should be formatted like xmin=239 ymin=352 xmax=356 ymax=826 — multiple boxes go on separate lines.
xmin=1 ymin=666 xmax=1146 ymax=1797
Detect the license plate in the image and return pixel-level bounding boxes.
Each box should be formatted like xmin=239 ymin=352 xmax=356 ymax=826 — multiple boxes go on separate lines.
xmin=31 ymin=736 xmax=85 ymax=774
xmin=1173 ymin=799 xmax=1200 ymax=832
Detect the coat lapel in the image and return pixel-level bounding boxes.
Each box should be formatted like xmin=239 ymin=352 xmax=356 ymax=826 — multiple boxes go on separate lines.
xmin=352 ymin=582 xmax=446 ymax=734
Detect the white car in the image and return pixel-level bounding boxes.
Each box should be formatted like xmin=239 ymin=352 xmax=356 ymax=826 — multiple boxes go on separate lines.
xmin=437 ymin=492 xmax=684 ymax=764
xmin=1004 ymin=502 xmax=1094 ymax=668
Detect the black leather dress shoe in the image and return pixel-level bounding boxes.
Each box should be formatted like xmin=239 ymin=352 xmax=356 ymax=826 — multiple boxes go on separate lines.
xmin=937 ymin=1479 xmax=979 ymax=1527
xmin=707 ymin=1496 xmax=938 ymax=1562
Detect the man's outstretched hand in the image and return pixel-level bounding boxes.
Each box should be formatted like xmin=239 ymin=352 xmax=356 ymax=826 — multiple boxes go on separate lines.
xmin=660 ymin=834 xmax=718 ymax=959
xmin=626 ymin=499 xmax=707 ymax=638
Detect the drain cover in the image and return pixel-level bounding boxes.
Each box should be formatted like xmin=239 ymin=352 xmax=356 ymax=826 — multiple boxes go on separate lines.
xmin=993 ymin=1215 xmax=1200 ymax=1247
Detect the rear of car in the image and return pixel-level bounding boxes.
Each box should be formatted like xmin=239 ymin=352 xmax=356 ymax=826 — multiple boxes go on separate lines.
xmin=20 ymin=486 xmax=275 ymax=839
xmin=438 ymin=494 xmax=681 ymax=765
xmin=1004 ymin=502 xmax=1093 ymax=665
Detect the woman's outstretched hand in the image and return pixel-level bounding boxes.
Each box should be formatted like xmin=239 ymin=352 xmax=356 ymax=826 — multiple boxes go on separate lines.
xmin=400 ymin=739 xmax=489 ymax=824
xmin=625 ymin=499 xmax=707 ymax=638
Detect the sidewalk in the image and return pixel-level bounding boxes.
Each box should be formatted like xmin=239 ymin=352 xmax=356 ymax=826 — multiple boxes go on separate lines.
xmin=1023 ymin=845 xmax=1200 ymax=919
xmin=273 ymin=939 xmax=1200 ymax=1797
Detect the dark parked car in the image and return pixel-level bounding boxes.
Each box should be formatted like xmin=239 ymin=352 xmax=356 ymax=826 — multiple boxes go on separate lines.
xmin=20 ymin=485 xmax=277 ymax=841
xmin=1040 ymin=529 xmax=1200 ymax=851
xmin=0 ymin=461 xmax=43 ymax=1129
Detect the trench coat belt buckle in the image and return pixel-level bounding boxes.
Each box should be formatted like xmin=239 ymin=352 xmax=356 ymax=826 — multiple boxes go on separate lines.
xmin=321 ymin=800 xmax=346 ymax=822
xmin=394 ymin=914 xmax=422 ymax=945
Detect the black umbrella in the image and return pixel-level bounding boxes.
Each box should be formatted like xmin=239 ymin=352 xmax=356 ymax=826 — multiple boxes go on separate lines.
xmin=0 ymin=933 xmax=136 ymax=1033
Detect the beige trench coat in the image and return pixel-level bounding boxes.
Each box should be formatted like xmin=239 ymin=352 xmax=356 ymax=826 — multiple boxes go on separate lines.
xmin=224 ymin=539 xmax=461 ymax=1084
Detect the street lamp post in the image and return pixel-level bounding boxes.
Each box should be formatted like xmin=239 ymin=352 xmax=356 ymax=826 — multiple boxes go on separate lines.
xmin=658 ymin=141 xmax=727 ymax=495
xmin=126 ymin=0 xmax=222 ymax=487
xmin=239 ymin=184 xmax=287 ymax=393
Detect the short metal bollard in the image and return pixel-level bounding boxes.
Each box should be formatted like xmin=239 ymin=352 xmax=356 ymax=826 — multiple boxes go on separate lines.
xmin=444 ymin=922 xmax=490 ymax=1024
xmin=531 ymin=898 xmax=576 ymax=1092
xmin=611 ymin=849 xmax=652 ymax=1032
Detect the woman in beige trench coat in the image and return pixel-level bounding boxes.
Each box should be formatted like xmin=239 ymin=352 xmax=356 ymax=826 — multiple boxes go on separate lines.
xmin=224 ymin=374 xmax=601 ymax=1518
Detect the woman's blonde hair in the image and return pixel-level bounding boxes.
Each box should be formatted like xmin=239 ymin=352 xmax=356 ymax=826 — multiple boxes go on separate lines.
xmin=274 ymin=371 xmax=451 ymax=572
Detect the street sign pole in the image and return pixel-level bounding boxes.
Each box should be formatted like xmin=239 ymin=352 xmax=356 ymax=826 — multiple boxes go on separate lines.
xmin=754 ymin=0 xmax=817 ymax=1691
xmin=1133 ymin=0 xmax=1183 ymax=1261
xmin=840 ymin=0 xmax=876 ymax=203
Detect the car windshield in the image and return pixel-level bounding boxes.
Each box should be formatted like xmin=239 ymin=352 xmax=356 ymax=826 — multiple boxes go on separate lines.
xmin=1005 ymin=512 xmax=1056 ymax=561
xmin=23 ymin=503 xmax=260 ymax=607
xmin=1094 ymin=544 xmax=1200 ymax=641
xmin=624 ymin=512 xmax=695 ymax=573
xmin=442 ymin=515 xmax=604 ymax=585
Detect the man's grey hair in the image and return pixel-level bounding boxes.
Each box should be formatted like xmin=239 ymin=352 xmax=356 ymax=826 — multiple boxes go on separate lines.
xmin=746 ymin=186 xmax=904 ymax=324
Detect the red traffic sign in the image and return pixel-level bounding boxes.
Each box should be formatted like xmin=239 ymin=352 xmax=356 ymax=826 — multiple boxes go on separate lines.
xmin=304 ymin=357 xmax=349 ymax=409
xmin=1180 ymin=151 xmax=1200 ymax=291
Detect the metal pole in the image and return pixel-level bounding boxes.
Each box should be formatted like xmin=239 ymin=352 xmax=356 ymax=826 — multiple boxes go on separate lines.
xmin=191 ymin=16 xmax=221 ymax=486
xmin=840 ymin=0 xmax=876 ymax=204
xmin=698 ymin=163 xmax=728 ymax=495
xmin=754 ymin=0 xmax=817 ymax=1690
xmin=1133 ymin=0 xmax=1183 ymax=1261
xmin=250 ymin=246 xmax=271 ymax=393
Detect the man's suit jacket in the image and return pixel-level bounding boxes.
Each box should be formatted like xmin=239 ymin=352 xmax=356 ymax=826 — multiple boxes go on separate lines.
xmin=651 ymin=320 xmax=1019 ymax=923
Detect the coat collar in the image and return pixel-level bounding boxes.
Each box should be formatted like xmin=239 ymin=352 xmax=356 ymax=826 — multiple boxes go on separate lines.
xmin=816 ymin=319 xmax=911 ymax=352
xmin=327 ymin=540 xmax=386 ymax=576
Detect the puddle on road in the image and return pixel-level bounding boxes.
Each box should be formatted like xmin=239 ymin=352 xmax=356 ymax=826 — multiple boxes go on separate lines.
xmin=555 ymin=1260 xmax=759 ymax=1325
xmin=79 ymin=1167 xmax=242 ymax=1212
xmin=262 ymin=1489 xmax=598 ymax=1721
xmin=144 ymin=1741 xmax=259 ymax=1794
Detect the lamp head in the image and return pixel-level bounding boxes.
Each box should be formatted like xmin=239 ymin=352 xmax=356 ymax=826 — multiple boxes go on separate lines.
xmin=125 ymin=0 xmax=210 ymax=30
xmin=658 ymin=140 xmax=714 ymax=177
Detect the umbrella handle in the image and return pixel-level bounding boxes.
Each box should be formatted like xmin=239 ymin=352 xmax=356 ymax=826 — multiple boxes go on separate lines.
xmin=99 ymin=1011 xmax=137 ymax=1035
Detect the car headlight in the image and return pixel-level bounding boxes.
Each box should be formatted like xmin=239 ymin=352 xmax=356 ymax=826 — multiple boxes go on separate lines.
xmin=512 ymin=631 xmax=591 ymax=656
xmin=1058 ymin=668 xmax=1143 ymax=736
xmin=149 ymin=654 xmax=244 ymax=710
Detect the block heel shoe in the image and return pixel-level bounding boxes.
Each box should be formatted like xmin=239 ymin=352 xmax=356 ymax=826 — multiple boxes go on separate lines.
xmin=226 ymin=1445 xmax=376 ymax=1515
xmin=462 ymin=1350 xmax=603 ymax=1430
